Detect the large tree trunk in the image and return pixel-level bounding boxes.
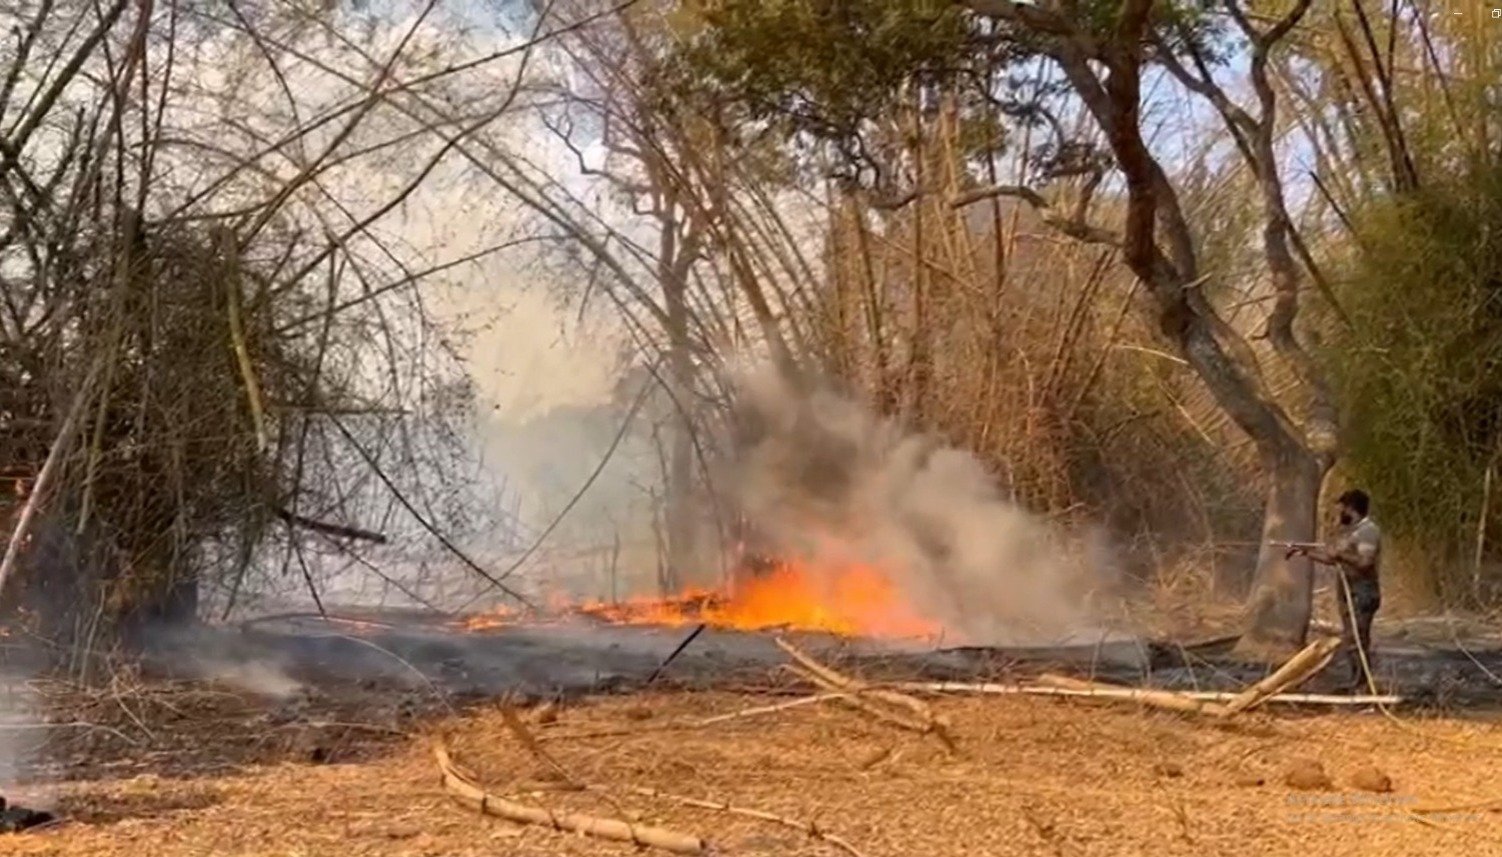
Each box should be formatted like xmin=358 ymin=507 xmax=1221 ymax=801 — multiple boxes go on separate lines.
xmin=658 ymin=196 xmax=699 ymax=594
xmin=663 ymin=354 xmax=697 ymax=593
xmin=1034 ymin=14 xmax=1335 ymax=664
xmin=1237 ymin=455 xmax=1326 ymax=659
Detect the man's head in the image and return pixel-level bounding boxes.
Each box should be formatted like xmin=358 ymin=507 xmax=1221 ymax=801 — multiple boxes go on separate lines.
xmin=1336 ymin=489 xmax=1370 ymax=526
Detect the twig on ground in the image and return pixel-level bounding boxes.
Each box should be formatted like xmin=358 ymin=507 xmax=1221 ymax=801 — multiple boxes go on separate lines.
xmin=433 ymin=740 xmax=709 ymax=855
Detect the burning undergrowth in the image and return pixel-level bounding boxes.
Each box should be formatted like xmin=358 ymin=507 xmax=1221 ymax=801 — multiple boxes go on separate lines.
xmin=465 ymin=364 xmax=1125 ymax=647
xmin=724 ymin=365 xmax=1122 ymax=646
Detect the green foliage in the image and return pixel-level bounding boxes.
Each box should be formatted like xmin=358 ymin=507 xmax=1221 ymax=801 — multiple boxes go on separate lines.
xmin=1330 ymin=166 xmax=1502 ymax=579
xmin=677 ymin=0 xmax=971 ymax=134
xmin=666 ymin=0 xmax=1232 ymax=187
xmin=665 ymin=0 xmax=993 ymax=184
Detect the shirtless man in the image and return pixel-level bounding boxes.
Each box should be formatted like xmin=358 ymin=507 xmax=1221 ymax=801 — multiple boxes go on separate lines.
xmin=1287 ymin=489 xmax=1382 ymax=691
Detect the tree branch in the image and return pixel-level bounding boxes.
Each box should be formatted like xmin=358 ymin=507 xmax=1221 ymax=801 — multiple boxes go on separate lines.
xmin=950 ymin=183 xmax=1118 ymax=245
xmin=273 ymin=507 xmax=388 ymax=544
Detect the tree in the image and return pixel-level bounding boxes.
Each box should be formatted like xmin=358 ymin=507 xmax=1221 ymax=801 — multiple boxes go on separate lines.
xmin=672 ymin=0 xmax=1340 ymax=658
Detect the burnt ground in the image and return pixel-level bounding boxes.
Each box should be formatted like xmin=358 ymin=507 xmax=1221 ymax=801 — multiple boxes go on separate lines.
xmin=0 ymin=611 xmax=1499 ymax=855
xmin=138 ymin=611 xmax=1502 ymax=708
xmin=0 ymin=610 xmax=1497 ymax=786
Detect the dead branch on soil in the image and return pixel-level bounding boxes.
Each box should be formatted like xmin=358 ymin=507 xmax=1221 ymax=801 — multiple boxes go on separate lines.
xmin=775 ymin=638 xmax=957 ymax=750
xmin=1219 ymin=636 xmax=1342 ymax=716
xmin=499 ymin=699 xmax=869 ymax=857
xmin=896 ymin=680 xmax=1402 ymax=708
xmin=433 ymin=740 xmax=709 ymax=854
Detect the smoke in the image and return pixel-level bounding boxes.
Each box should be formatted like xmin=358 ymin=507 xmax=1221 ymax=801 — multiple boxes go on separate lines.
xmin=142 ymin=624 xmax=305 ymax=701
xmin=728 ymin=365 xmax=1124 ymax=646
xmin=0 ymin=666 xmax=41 ymax=796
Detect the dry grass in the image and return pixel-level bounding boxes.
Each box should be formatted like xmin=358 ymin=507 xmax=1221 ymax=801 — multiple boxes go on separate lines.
xmin=6 ymin=687 xmax=1502 ymax=857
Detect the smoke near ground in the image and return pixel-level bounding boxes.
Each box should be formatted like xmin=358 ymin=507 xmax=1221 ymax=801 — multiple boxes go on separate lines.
xmin=728 ymin=365 xmax=1125 ymax=646
xmin=0 ymin=668 xmax=40 ymax=793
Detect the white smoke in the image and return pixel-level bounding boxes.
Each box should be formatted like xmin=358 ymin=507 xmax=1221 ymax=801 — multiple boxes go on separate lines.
xmin=0 ymin=667 xmax=39 ymax=793
xmin=728 ymin=365 xmax=1123 ymax=646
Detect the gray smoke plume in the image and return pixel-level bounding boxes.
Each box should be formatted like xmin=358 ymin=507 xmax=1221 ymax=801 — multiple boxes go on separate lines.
xmin=728 ymin=365 xmax=1123 ymax=646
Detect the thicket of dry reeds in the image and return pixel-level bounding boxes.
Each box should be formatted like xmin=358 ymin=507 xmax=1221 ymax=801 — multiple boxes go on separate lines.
xmin=0 ymin=0 xmax=570 ymax=664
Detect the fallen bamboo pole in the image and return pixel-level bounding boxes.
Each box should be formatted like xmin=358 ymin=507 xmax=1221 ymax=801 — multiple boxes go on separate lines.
xmin=775 ymin=638 xmax=957 ymax=749
xmin=1034 ymin=673 xmax=1227 ymax=715
xmin=1219 ymin=636 xmax=1343 ymax=716
xmin=895 ymin=681 xmax=1403 ymax=707
xmin=775 ymin=637 xmax=935 ymax=720
xmin=433 ymin=741 xmax=708 ymax=854
xmin=786 ymin=665 xmax=939 ymax=739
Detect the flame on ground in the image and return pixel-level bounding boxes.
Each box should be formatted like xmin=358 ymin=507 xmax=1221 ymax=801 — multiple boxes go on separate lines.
xmin=461 ymin=560 xmax=946 ymax=641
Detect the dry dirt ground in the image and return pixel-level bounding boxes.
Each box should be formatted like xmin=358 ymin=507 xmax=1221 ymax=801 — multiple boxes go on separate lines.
xmin=5 ymin=685 xmax=1502 ymax=857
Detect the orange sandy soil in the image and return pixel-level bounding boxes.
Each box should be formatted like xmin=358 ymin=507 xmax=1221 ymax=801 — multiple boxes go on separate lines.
xmin=5 ymin=687 xmax=1502 ymax=857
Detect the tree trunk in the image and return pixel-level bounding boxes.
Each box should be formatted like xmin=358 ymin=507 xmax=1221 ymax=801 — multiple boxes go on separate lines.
xmin=661 ymin=218 xmax=697 ymax=594
xmin=1236 ymin=455 xmax=1325 ymax=659
xmin=664 ymin=372 xmax=696 ymax=593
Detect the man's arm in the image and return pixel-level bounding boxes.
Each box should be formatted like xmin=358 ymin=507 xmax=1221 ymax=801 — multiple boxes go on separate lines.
xmin=1289 ymin=534 xmax=1375 ymax=574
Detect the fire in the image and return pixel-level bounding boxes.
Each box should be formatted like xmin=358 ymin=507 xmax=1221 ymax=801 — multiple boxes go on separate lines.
xmin=461 ymin=559 xmax=945 ymax=641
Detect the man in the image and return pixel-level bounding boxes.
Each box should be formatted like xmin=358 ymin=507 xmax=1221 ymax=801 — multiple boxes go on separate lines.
xmin=1287 ymin=489 xmax=1382 ymax=691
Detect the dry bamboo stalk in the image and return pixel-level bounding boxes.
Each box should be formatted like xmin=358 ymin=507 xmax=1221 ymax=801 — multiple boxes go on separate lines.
xmin=624 ymin=785 xmax=869 ymax=857
xmin=1051 ymin=674 xmax=1227 ymax=715
xmin=793 ymin=660 xmax=943 ymax=735
xmin=785 ymin=663 xmax=957 ymax=750
xmin=0 ymin=355 xmax=108 ymax=604
xmin=1031 ymin=673 xmax=1227 ymax=715
xmin=693 ymin=693 xmax=839 ymax=727
xmin=1035 ymin=673 xmax=1105 ymax=691
xmin=220 ymin=229 xmax=269 ymax=454
xmin=785 ymin=666 xmax=927 ymax=731
xmin=774 ymin=637 xmax=949 ymax=730
xmin=1219 ymin=636 xmax=1343 ymax=716
xmin=897 ymin=681 xmax=1403 ymax=707
xmin=433 ymin=741 xmax=708 ymax=855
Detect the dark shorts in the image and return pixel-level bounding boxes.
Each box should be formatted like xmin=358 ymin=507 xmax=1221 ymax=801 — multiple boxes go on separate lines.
xmin=1345 ymin=576 xmax=1381 ymax=616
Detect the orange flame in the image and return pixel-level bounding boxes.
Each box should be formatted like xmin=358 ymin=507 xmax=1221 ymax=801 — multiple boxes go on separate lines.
xmin=461 ymin=559 xmax=945 ymax=641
